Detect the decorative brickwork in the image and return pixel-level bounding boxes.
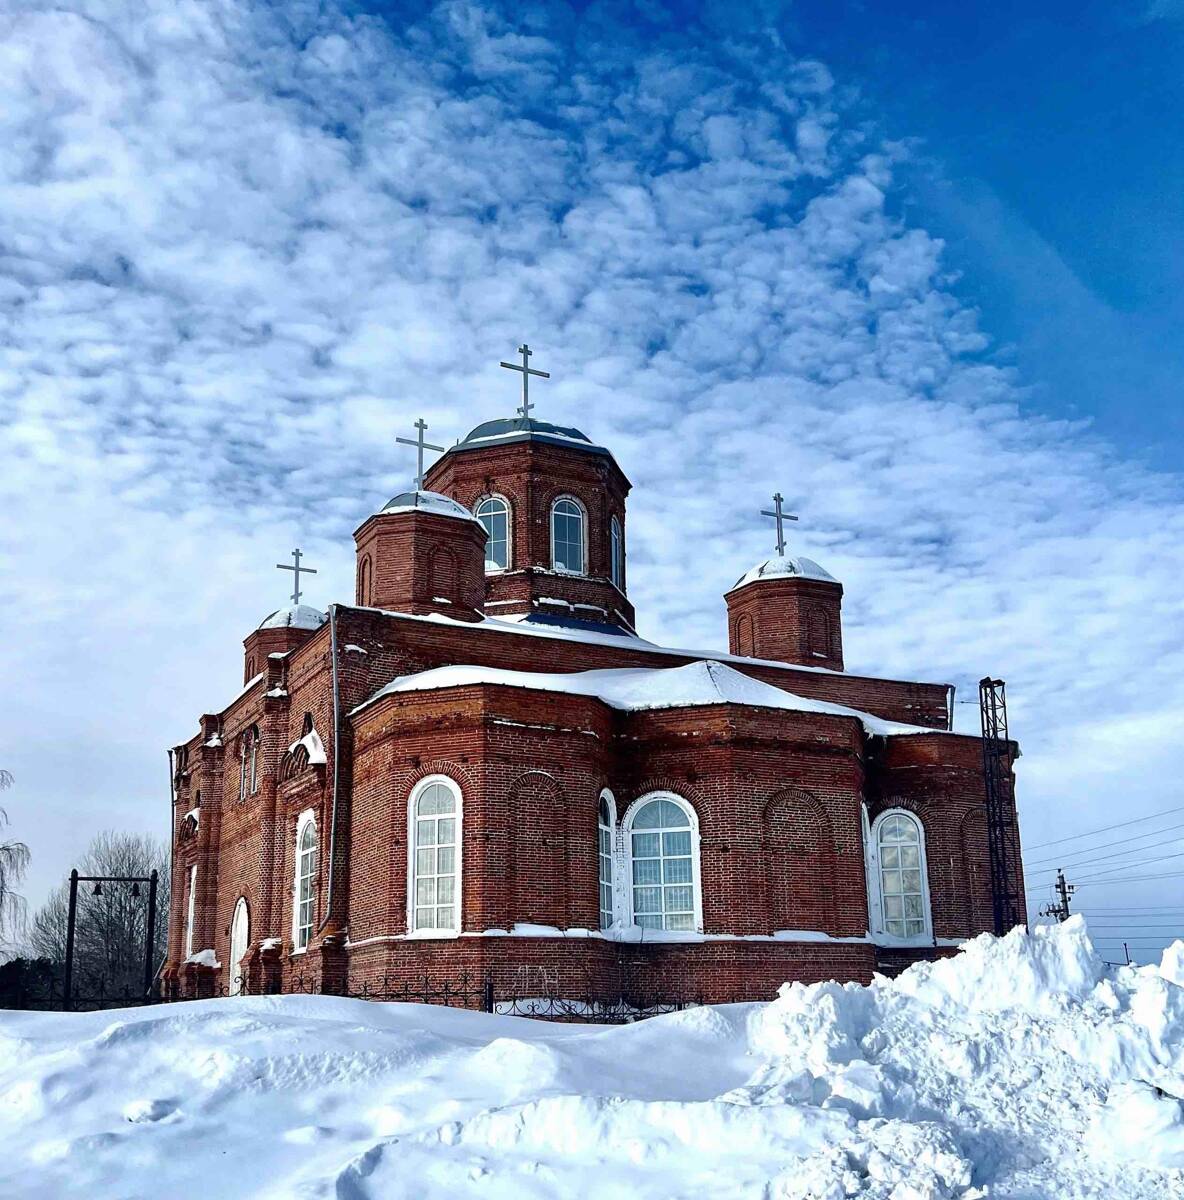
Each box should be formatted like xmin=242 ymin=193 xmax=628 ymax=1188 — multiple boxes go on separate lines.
xmin=726 ymin=574 xmax=845 ymax=670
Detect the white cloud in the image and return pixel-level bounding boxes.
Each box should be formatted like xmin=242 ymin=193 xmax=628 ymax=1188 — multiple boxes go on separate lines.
xmin=1 ymin=0 xmax=1182 ymax=956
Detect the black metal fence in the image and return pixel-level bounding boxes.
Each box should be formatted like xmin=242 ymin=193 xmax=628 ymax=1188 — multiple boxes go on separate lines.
xmin=0 ymin=965 xmax=706 ymax=1024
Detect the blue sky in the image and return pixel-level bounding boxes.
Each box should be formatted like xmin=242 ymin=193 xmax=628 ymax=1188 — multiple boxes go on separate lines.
xmin=1 ymin=0 xmax=1182 ymax=963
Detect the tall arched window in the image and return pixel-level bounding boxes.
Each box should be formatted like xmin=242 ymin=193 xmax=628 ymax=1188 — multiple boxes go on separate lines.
xmin=475 ymin=496 xmax=511 ymax=572
xmin=248 ymin=727 xmax=260 ymax=795
xmin=293 ymin=811 xmax=318 ymax=951
xmin=550 ymin=497 xmax=585 ymax=574
xmin=598 ymin=791 xmax=616 ymax=930
xmin=357 ymin=553 xmax=373 ymax=606
xmin=807 ymin=608 xmax=832 ymax=659
xmin=610 ymin=516 xmax=624 ymax=591
xmin=184 ymin=864 xmax=197 ymax=958
xmin=624 ymin=794 xmax=702 ymax=932
xmin=238 ymin=734 xmax=250 ymax=802
xmin=228 ymin=897 xmax=249 ymax=995
xmin=868 ymin=809 xmax=931 ymax=942
xmin=408 ymin=777 xmax=461 ymax=935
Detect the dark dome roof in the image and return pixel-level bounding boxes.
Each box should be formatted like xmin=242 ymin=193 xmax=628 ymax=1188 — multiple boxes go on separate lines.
xmin=460 ymin=417 xmax=593 ymax=447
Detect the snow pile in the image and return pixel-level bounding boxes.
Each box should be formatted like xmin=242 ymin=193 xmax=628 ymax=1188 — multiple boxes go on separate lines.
xmin=358 ymin=658 xmax=942 ymax=737
xmin=1 ymin=919 xmax=1182 ymax=1198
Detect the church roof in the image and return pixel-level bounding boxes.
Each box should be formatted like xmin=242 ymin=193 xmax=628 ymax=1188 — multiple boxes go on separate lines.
xmin=355 ymin=658 xmax=942 ymax=738
xmin=378 ymin=490 xmax=479 ymax=523
xmin=443 ymin=417 xmax=621 ymax=471
xmin=258 ymin=604 xmax=327 ymax=631
xmin=730 ymin=555 xmax=838 ymax=591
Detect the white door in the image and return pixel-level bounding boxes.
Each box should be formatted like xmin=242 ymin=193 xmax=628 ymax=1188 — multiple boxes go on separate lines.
xmin=228 ymin=898 xmax=249 ymax=995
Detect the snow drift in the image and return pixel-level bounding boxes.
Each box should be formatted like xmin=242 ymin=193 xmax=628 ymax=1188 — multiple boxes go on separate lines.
xmin=0 ymin=917 xmax=1181 ymax=1198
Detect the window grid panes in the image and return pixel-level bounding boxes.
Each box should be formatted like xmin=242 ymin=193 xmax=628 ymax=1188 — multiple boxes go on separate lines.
xmin=413 ymin=783 xmax=458 ymax=932
xmin=630 ymin=799 xmax=694 ymax=931
xmin=878 ymin=814 xmax=925 ymax=937
xmin=598 ymin=797 xmax=613 ymax=929
xmin=249 ymin=731 xmax=259 ymax=794
xmin=295 ymin=821 xmax=317 ymax=950
xmin=610 ymin=517 xmax=624 ymax=590
xmin=551 ymin=498 xmax=584 ymax=574
xmin=476 ymin=497 xmax=510 ymax=571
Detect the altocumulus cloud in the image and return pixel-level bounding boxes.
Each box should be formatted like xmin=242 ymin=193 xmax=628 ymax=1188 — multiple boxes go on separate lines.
xmin=1 ymin=0 xmax=1182 ymax=947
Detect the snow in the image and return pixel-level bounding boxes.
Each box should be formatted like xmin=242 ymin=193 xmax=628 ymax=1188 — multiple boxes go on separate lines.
xmin=182 ymin=949 xmax=219 ymax=968
xmin=355 ymin=658 xmax=944 ymax=738
xmin=288 ymin=727 xmax=326 ymax=766
xmin=731 ymin=555 xmax=839 ymax=590
xmin=378 ymin=489 xmax=480 ymax=523
xmin=344 ymin=643 xmax=368 ymax=655
xmin=182 ymin=807 xmax=199 ymax=827
xmin=257 ymin=603 xmax=326 ymax=631
xmin=3 ymin=919 xmax=1183 ymax=1197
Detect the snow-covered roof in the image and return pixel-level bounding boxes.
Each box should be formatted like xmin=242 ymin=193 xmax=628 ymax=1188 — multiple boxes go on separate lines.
xmin=436 ymin=416 xmax=624 ymax=475
xmin=378 ymin=490 xmax=480 ymax=523
xmin=288 ymin=728 xmax=327 ymax=766
xmin=730 ymin=556 xmax=838 ymax=591
xmin=258 ymin=604 xmax=327 ymax=631
xmin=354 ymin=659 xmax=943 ymax=737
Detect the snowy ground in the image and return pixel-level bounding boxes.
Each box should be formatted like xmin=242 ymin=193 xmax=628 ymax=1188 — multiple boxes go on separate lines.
xmin=1 ymin=918 xmax=1182 ymax=1199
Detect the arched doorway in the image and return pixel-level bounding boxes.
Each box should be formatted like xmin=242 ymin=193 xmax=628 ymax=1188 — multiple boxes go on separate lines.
xmin=228 ymin=897 xmax=249 ymax=995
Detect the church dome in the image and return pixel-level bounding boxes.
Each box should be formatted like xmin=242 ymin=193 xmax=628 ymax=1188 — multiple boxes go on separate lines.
xmin=460 ymin=416 xmax=594 ymax=449
xmin=258 ymin=604 xmax=327 ymax=631
xmin=731 ymin=556 xmax=838 ymax=591
xmin=378 ymin=490 xmax=479 ymax=522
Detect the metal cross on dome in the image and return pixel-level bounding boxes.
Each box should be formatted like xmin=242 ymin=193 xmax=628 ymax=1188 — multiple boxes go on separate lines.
xmin=396 ymin=417 xmax=445 ymax=491
xmin=499 ymin=343 xmax=550 ymax=419
xmin=276 ymin=548 xmax=318 ymax=606
xmin=761 ymin=492 xmax=799 ymax=557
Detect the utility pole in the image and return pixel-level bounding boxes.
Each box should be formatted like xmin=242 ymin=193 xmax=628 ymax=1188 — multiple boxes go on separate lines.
xmin=1039 ymin=869 xmax=1075 ymax=922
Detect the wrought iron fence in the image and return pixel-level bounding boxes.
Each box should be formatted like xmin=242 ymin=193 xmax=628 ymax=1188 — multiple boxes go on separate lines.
xmin=0 ymin=965 xmax=707 ymax=1024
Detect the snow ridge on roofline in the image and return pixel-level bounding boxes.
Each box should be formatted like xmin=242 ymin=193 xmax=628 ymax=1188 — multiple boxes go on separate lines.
xmin=731 ymin=556 xmax=837 ymax=590
xmin=354 ymin=659 xmax=946 ymax=738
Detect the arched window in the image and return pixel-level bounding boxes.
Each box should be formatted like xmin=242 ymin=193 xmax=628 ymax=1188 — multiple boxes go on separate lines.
xmin=735 ymin=613 xmax=755 ymax=657
xmin=248 ymin=727 xmax=260 ymax=795
xmin=598 ymin=791 xmax=616 ymax=930
xmin=867 ymin=809 xmax=931 ymax=942
xmin=610 ymin=516 xmax=624 ymax=591
xmin=408 ymin=777 xmax=461 ymax=935
xmin=476 ymin=496 xmax=511 ymax=572
xmin=624 ymin=794 xmax=702 ymax=932
xmin=357 ymin=554 xmax=373 ymax=607
xmin=550 ymin=497 xmax=585 ymax=574
xmin=183 ymin=864 xmax=197 ymax=958
xmin=807 ymin=608 xmax=831 ymax=659
xmin=228 ymin=897 xmax=249 ymax=995
xmin=293 ymin=810 xmax=318 ymax=951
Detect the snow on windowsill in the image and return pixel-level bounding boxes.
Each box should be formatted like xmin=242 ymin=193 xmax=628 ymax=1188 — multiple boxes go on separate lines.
xmin=347 ymin=924 xmax=880 ymax=948
xmin=184 ymin=949 xmax=221 ymax=968
xmin=259 ymin=937 xmax=282 ymax=951
xmin=344 ymin=644 xmax=368 ymax=655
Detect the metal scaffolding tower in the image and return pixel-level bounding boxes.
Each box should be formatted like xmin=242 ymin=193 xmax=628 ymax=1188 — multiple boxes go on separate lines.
xmin=979 ymin=677 xmax=1024 ymax=935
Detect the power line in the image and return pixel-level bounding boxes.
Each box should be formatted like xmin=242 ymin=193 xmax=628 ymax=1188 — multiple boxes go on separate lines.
xmin=1027 ymin=841 xmax=1184 ymax=878
xmin=1075 ymin=871 xmax=1184 ymax=886
xmin=1024 ymin=821 xmax=1184 ymax=869
xmin=1023 ymin=805 xmax=1184 ymax=852
xmin=1074 ymin=850 xmax=1184 ymax=881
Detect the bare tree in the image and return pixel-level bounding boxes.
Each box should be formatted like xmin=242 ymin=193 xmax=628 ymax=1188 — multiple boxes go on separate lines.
xmin=31 ymin=831 xmax=169 ymax=994
xmin=0 ymin=771 xmax=31 ymax=957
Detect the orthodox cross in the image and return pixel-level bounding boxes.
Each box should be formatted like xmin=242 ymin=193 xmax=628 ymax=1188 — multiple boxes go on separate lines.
xmin=396 ymin=417 xmax=445 ymax=490
xmin=276 ymin=548 xmax=317 ymax=606
xmin=760 ymin=492 xmax=799 ymax=557
xmin=499 ymin=343 xmax=550 ymax=418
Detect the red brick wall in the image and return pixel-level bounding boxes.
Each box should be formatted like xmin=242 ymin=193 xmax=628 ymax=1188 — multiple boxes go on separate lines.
xmin=726 ymin=576 xmax=845 ymax=671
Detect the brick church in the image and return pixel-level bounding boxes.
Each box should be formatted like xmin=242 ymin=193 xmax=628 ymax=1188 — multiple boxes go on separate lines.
xmin=163 ymin=348 xmax=1025 ymax=1005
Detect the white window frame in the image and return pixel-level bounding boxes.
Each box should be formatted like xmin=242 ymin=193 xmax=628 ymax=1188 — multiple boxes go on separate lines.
xmin=292 ymin=808 xmax=318 ymax=953
xmin=598 ymin=789 xmax=617 ymax=931
xmin=238 ymin=735 xmax=249 ymax=801
xmin=610 ymin=515 xmax=625 ymax=592
xmin=550 ymin=495 xmax=587 ymax=575
xmin=475 ymin=494 xmax=512 ymax=573
xmin=248 ymin=728 xmax=260 ymax=795
xmin=620 ymin=792 xmax=703 ymax=933
xmin=228 ymin=896 xmax=249 ymax=995
xmin=865 ymin=807 xmax=933 ymax=945
xmin=407 ymin=775 xmax=463 ymax=939
xmin=184 ymin=864 xmax=197 ymax=958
